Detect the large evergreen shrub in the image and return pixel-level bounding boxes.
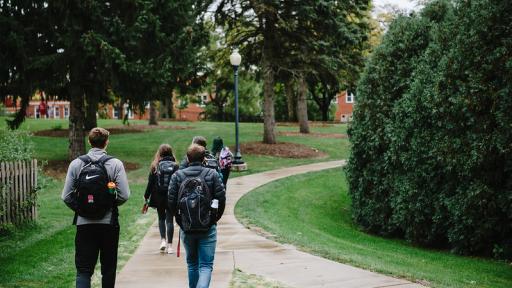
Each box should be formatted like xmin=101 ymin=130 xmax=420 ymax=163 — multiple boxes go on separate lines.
xmin=347 ymin=0 xmax=512 ymax=259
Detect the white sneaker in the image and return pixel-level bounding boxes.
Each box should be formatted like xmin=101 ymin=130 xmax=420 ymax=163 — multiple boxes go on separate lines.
xmin=167 ymin=244 xmax=174 ymax=254
xmin=159 ymin=239 xmax=166 ymax=252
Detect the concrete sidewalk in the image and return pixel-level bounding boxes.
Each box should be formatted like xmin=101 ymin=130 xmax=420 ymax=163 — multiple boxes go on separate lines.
xmin=117 ymin=160 xmax=424 ymax=288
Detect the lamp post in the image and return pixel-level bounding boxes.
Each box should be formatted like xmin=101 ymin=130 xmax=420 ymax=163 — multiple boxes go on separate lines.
xmin=230 ymin=49 xmax=247 ymax=171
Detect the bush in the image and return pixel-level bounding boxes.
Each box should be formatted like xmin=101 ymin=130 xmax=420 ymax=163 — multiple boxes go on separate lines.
xmin=347 ymin=0 xmax=512 ymax=259
xmin=0 ymin=129 xmax=35 ymax=162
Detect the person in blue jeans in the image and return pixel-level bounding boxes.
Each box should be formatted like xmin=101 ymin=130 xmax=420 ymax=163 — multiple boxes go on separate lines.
xmin=168 ymin=144 xmax=226 ymax=288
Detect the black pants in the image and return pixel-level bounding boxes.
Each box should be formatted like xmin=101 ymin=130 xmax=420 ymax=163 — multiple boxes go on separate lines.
xmin=157 ymin=206 xmax=174 ymax=242
xmin=75 ymin=224 xmax=120 ymax=288
xmin=221 ymin=168 xmax=230 ymax=187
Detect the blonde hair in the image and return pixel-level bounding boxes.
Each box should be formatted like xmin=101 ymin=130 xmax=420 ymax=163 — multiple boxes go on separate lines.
xmin=150 ymin=144 xmax=175 ymax=173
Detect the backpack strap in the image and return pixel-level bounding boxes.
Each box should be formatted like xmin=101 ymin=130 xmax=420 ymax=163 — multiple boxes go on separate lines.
xmin=96 ymin=155 xmax=118 ymax=225
xmin=73 ymin=155 xmax=91 ymax=225
xmin=198 ymin=168 xmax=209 ymax=183
xmin=97 ymin=155 xmax=114 ymax=165
xmin=78 ymin=155 xmax=92 ymax=164
xmin=97 ymin=155 xmax=114 ymax=181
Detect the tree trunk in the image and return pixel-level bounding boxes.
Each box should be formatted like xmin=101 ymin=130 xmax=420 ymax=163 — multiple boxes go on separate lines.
xmin=321 ymin=103 xmax=329 ymax=122
xmin=285 ymin=79 xmax=297 ymax=122
xmin=84 ymin=92 xmax=98 ymax=130
xmin=160 ymin=93 xmax=174 ymax=119
xmin=149 ymin=101 xmax=158 ymax=125
xmin=69 ymin=71 xmax=86 ymax=160
xmin=296 ymin=75 xmax=310 ymax=133
xmin=262 ymin=57 xmax=276 ymax=144
xmin=117 ymin=99 xmax=123 ymax=120
xmin=216 ymin=103 xmax=225 ymax=122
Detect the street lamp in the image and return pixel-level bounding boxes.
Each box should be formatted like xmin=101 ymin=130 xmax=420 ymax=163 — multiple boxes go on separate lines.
xmin=230 ymin=49 xmax=247 ymax=171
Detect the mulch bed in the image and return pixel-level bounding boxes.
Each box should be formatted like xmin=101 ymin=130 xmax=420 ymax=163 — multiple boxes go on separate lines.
xmin=43 ymin=159 xmax=141 ymax=179
xmin=34 ymin=124 xmax=193 ymax=137
xmin=238 ymin=142 xmax=328 ymax=159
xmin=277 ymin=131 xmax=348 ymax=139
xmin=277 ymin=122 xmax=337 ymax=127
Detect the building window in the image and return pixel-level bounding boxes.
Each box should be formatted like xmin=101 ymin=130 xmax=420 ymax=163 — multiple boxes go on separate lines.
xmin=346 ymin=91 xmax=354 ymax=103
xmin=64 ymin=106 xmax=69 ymax=118
xmin=54 ymin=106 xmax=60 ymax=118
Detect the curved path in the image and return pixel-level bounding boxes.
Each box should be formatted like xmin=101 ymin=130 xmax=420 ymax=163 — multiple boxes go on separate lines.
xmin=117 ymin=160 xmax=424 ymax=288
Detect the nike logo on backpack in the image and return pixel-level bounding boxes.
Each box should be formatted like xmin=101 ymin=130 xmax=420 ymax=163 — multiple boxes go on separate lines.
xmin=85 ymin=175 xmax=100 ymax=180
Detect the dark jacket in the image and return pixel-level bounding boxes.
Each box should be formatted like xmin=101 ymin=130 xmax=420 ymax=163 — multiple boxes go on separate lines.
xmin=144 ymin=156 xmax=178 ymax=208
xmin=168 ymin=162 xmax=226 ymax=228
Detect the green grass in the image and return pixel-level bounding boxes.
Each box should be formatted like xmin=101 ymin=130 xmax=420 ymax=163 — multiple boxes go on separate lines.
xmin=230 ymin=268 xmax=291 ymax=288
xmin=235 ymin=169 xmax=512 ymax=288
xmin=0 ymin=117 xmax=348 ymax=287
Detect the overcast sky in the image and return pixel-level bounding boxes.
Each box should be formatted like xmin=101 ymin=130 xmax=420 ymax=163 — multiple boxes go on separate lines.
xmin=373 ymin=0 xmax=422 ymax=13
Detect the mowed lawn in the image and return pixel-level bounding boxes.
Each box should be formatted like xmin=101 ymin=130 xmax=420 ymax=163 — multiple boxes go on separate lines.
xmin=0 ymin=118 xmax=349 ymax=287
xmin=235 ymin=169 xmax=512 ymax=288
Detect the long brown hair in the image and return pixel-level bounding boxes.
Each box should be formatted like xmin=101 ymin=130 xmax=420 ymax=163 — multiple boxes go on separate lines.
xmin=150 ymin=144 xmax=175 ymax=173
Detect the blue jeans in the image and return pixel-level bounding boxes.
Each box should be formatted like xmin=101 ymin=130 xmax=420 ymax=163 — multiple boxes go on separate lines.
xmin=181 ymin=225 xmax=217 ymax=288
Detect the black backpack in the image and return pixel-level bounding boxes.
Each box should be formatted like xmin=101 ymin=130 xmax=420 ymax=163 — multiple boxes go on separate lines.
xmin=177 ymin=169 xmax=213 ymax=233
xmin=156 ymin=160 xmax=176 ymax=195
xmin=204 ymin=152 xmax=220 ymax=170
xmin=75 ymin=155 xmax=115 ymax=219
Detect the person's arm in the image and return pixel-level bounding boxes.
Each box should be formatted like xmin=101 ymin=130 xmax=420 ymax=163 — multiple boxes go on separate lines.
xmin=211 ymin=170 xmax=226 ymax=221
xmin=113 ymin=159 xmax=130 ymax=205
xmin=167 ymin=172 xmax=180 ymax=215
xmin=144 ymin=172 xmax=155 ymax=200
xmin=61 ymin=159 xmax=81 ymax=211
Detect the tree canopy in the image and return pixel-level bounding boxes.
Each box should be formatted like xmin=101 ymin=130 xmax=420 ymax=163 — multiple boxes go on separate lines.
xmin=215 ymin=0 xmax=370 ymax=142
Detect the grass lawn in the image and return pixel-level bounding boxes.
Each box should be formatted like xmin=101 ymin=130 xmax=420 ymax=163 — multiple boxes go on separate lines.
xmin=0 ymin=117 xmax=348 ymax=287
xmin=235 ymin=168 xmax=512 ymax=288
xmin=229 ymin=269 xmax=290 ymax=288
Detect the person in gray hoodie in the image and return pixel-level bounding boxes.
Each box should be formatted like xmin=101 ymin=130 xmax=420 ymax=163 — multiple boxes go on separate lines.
xmin=62 ymin=127 xmax=130 ymax=288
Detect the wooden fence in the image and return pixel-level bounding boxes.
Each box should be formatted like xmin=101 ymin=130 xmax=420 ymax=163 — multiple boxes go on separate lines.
xmin=0 ymin=160 xmax=38 ymax=225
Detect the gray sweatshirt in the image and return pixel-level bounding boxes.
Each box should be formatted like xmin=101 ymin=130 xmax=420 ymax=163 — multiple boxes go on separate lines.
xmin=61 ymin=148 xmax=130 ymax=225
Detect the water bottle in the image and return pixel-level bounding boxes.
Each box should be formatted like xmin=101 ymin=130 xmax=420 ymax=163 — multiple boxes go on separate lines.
xmin=211 ymin=199 xmax=219 ymax=219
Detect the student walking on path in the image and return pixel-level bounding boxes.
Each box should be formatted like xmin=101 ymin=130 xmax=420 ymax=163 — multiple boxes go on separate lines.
xmin=143 ymin=144 xmax=179 ymax=253
xmin=179 ymin=136 xmax=223 ymax=181
xmin=168 ymin=144 xmax=226 ymax=288
xmin=62 ymin=127 xmax=131 ymax=288
xmin=211 ymin=137 xmax=233 ymax=187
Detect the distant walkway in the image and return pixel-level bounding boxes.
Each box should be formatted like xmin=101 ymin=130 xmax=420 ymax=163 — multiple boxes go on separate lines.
xmin=117 ymin=160 xmax=424 ymax=288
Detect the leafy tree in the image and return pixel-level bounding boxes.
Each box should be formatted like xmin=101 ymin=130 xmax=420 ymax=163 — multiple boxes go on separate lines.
xmin=0 ymin=0 xmax=51 ymax=129
xmin=111 ymin=0 xmax=210 ymax=125
xmin=1 ymin=0 xmax=210 ymax=158
xmin=216 ymin=1 xmax=370 ymax=140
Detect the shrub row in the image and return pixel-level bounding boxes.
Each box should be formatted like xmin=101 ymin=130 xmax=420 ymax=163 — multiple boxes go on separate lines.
xmin=347 ymin=0 xmax=512 ymax=259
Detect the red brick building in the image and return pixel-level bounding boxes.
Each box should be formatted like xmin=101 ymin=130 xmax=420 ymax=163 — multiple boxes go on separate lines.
xmin=334 ymin=90 xmax=355 ymax=123
xmin=27 ymin=100 xmax=70 ymax=119
xmin=3 ymin=95 xmax=206 ymax=122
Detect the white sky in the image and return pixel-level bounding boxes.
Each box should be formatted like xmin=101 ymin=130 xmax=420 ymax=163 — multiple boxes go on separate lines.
xmin=373 ymin=0 xmax=422 ymax=13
